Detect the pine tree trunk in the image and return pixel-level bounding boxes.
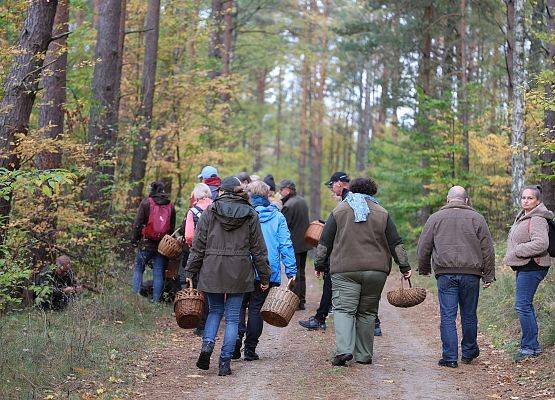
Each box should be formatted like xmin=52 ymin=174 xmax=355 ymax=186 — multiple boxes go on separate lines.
xmin=298 ymin=0 xmax=311 ymax=196
xmin=276 ymin=67 xmax=283 ymax=164
xmin=0 ymin=0 xmax=59 ymax=242
xmin=542 ymin=0 xmax=555 ymax=211
xmin=510 ymin=0 xmax=526 ymax=208
xmin=458 ymin=0 xmax=470 ymax=174
xmin=82 ymin=0 xmax=122 ymax=216
xmin=208 ymin=0 xmax=224 ymax=80
xmin=128 ymin=0 xmax=161 ymax=207
xmin=506 ymin=0 xmax=515 ymax=102
xmin=253 ymin=68 xmax=267 ymax=173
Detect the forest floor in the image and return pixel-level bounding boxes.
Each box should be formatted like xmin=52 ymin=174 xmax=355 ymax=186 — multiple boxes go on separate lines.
xmin=124 ymin=272 xmax=554 ymax=400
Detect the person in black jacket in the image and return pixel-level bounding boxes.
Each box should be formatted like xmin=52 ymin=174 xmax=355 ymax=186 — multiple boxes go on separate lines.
xmin=278 ymin=179 xmax=312 ymax=309
xmin=131 ymin=181 xmax=176 ymax=302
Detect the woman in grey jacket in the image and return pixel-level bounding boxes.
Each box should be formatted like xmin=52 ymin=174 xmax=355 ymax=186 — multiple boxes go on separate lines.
xmin=504 ymin=185 xmax=553 ymax=361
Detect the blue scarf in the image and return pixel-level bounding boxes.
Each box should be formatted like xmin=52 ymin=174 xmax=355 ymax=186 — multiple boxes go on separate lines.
xmin=250 ymin=194 xmax=270 ymax=208
xmin=345 ymin=192 xmax=380 ymax=223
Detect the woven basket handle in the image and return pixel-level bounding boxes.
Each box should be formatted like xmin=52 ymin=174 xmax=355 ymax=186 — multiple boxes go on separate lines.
xmin=400 ymin=277 xmax=412 ymax=289
xmin=286 ymin=277 xmax=295 ymax=290
xmin=185 ymin=278 xmax=193 ymax=289
xmin=171 ymin=228 xmax=181 ymax=238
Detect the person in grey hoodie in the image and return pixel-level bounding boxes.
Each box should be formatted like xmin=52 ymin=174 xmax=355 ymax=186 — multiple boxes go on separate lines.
xmin=504 ymin=185 xmax=553 ymax=361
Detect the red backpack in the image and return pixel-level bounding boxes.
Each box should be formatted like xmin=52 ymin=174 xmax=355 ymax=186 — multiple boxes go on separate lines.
xmin=142 ymin=198 xmax=172 ymax=241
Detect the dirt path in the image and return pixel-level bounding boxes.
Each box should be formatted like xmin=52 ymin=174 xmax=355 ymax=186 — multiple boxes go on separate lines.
xmin=131 ymin=272 xmax=554 ymax=400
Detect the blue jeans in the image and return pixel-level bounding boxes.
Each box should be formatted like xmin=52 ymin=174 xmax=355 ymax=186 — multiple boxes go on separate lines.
xmin=515 ymin=269 xmax=549 ymax=355
xmin=132 ymin=248 xmax=168 ymax=302
xmin=437 ymin=274 xmax=481 ymax=362
xmin=204 ymin=293 xmax=244 ymax=361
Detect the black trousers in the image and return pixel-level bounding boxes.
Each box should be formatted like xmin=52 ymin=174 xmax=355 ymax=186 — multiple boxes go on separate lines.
xmin=238 ymin=281 xmax=277 ymax=350
xmin=315 ymin=270 xmax=332 ymax=322
xmin=293 ymin=252 xmax=307 ymax=305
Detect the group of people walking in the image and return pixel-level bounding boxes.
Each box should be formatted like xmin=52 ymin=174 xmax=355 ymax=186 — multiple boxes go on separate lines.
xmin=130 ymin=165 xmax=553 ymax=376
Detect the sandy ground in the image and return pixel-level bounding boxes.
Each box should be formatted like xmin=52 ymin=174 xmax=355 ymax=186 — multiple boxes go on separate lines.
xmin=130 ymin=272 xmax=554 ymax=400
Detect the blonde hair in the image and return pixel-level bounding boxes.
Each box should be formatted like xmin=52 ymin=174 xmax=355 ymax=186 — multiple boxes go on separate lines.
xmin=250 ymin=174 xmax=261 ymax=182
xmin=247 ymin=180 xmax=270 ymax=197
xmin=193 ymin=183 xmax=212 ymax=200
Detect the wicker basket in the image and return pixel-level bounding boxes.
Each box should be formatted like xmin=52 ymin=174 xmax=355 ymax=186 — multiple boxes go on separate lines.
xmin=158 ymin=229 xmax=183 ymax=259
xmin=387 ymin=277 xmax=426 ymax=308
xmin=261 ymin=278 xmax=299 ymax=327
xmin=304 ymin=220 xmax=324 ymax=247
xmin=174 ymin=280 xmax=205 ymax=329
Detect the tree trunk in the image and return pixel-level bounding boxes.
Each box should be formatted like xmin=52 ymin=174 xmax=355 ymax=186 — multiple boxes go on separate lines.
xmin=542 ymin=0 xmax=555 ymax=211
xmin=276 ymin=67 xmax=283 ymax=164
xmin=128 ymin=0 xmax=161 ymax=207
xmin=0 ymin=0 xmax=59 ymax=242
xmin=252 ymin=68 xmax=267 ymax=172
xmin=33 ymin=0 xmax=69 ymax=266
xmin=505 ymin=0 xmax=515 ymax=102
xmin=82 ymin=0 xmax=122 ymax=216
xmin=458 ymin=0 xmax=470 ymax=174
xmin=298 ymin=12 xmax=310 ymax=196
xmin=418 ymin=2 xmax=433 ymax=225
xmin=511 ymin=0 xmax=526 ymax=208
xmin=222 ymin=0 xmax=233 ymax=77
xmin=114 ymin=0 xmax=127 ymax=114
xmin=208 ymin=0 xmax=224 ymax=80
xmin=356 ymin=68 xmax=371 ymax=173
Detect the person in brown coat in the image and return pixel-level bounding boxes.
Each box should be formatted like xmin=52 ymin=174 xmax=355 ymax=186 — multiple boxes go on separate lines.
xmin=185 ymin=176 xmax=271 ymax=376
xmin=504 ymin=185 xmax=553 ymax=361
xmin=417 ymin=185 xmax=495 ymax=368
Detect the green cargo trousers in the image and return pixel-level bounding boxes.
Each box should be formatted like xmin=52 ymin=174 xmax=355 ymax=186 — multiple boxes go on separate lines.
xmin=331 ymin=270 xmax=388 ymax=363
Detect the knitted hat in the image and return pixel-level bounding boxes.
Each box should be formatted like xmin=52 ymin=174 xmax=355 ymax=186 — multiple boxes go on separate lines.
xmin=220 ymin=176 xmax=242 ymax=192
xmin=263 ymin=174 xmax=276 ymax=192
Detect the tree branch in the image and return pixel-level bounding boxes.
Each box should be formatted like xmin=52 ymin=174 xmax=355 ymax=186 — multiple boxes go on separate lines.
xmin=49 ymin=31 xmax=72 ymax=44
xmin=125 ymin=28 xmax=154 ymax=35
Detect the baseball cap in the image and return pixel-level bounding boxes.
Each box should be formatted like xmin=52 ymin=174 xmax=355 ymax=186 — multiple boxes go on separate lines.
xmin=220 ymin=176 xmax=242 ymax=192
xmin=198 ymin=165 xmax=219 ymax=180
xmin=325 ymin=172 xmax=350 ymax=187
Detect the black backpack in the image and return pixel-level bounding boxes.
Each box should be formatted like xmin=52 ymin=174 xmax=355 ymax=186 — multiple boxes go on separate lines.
xmin=547 ymin=219 xmax=555 ymax=257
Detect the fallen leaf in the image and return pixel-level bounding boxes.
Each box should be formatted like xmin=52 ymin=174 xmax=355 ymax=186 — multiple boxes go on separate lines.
xmin=383 ymin=379 xmax=394 ymax=384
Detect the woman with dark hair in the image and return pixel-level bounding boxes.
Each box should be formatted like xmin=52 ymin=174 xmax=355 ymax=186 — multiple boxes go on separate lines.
xmin=131 ymin=181 xmax=176 ymax=302
xmin=504 ymin=185 xmax=553 ymax=361
xmin=314 ymin=177 xmax=411 ymax=366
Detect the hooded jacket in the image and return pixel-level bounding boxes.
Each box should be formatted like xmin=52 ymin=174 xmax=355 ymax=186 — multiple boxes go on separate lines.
xmin=504 ymin=202 xmax=553 ymax=269
xmin=417 ymin=200 xmax=496 ymax=283
xmin=131 ymin=193 xmax=176 ymax=250
xmin=185 ymin=192 xmax=270 ymax=293
xmin=254 ymin=203 xmax=297 ymax=284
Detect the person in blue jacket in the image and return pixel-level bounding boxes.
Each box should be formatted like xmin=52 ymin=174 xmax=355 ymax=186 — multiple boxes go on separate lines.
xmin=234 ymin=179 xmax=297 ymax=361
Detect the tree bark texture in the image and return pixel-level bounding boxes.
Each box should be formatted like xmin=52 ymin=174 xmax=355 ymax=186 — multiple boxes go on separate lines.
xmin=82 ymin=0 xmax=122 ymax=216
xmin=0 ymin=0 xmax=59 ymax=241
xmin=128 ymin=0 xmax=161 ymax=207
xmin=114 ymin=0 xmax=127 ymax=114
xmin=542 ymin=0 xmax=555 ymax=211
xmin=510 ymin=0 xmax=526 ymax=208
xmin=298 ymin=0 xmax=311 ymax=197
xmin=33 ymin=0 xmax=69 ymax=266
xmin=252 ymin=68 xmax=267 ymax=172
xmin=458 ymin=0 xmax=470 ymax=174
xmin=505 ymin=0 xmax=515 ymax=103
xmin=276 ymin=67 xmax=283 ymax=164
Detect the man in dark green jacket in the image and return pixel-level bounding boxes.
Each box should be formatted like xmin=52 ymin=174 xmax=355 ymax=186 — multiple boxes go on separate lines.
xmin=314 ymin=177 xmax=411 ymax=366
xmin=186 ymin=176 xmax=270 ymax=376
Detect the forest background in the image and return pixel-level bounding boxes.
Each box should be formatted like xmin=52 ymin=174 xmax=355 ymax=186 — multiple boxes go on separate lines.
xmin=0 ymin=0 xmax=554 ymax=397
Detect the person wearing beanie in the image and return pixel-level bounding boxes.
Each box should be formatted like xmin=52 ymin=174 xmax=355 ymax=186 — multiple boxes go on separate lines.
xmin=198 ymin=165 xmax=221 ymax=200
xmin=278 ymin=179 xmax=311 ymax=309
xmin=236 ymin=172 xmax=252 ymax=189
xmin=264 ymin=174 xmax=282 ymax=210
xmin=131 ymin=181 xmax=176 ymax=302
xmin=186 ymin=176 xmax=271 ymax=376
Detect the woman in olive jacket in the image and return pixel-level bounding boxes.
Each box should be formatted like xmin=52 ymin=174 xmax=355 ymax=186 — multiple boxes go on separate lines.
xmin=504 ymin=185 xmax=553 ymax=361
xmin=185 ymin=176 xmax=270 ymax=376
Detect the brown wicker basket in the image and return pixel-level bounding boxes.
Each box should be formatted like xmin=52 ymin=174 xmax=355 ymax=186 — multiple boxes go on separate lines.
xmin=174 ymin=280 xmax=205 ymax=329
xmin=304 ymin=220 xmax=324 ymax=247
xmin=387 ymin=277 xmax=426 ymax=308
xmin=158 ymin=229 xmax=183 ymax=259
xmin=261 ymin=278 xmax=299 ymax=327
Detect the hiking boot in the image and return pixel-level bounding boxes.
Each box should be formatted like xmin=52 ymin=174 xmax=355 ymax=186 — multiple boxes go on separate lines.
xmin=461 ymin=349 xmax=480 ymax=364
xmin=356 ymin=359 xmax=372 ymax=365
xmin=196 ymin=342 xmax=214 ymax=370
xmin=438 ymin=359 xmax=458 ymax=368
xmin=244 ymin=349 xmax=260 ymax=361
xmin=299 ymin=316 xmax=326 ymax=331
xmin=374 ymin=326 xmax=382 ymax=336
xmin=231 ymin=339 xmax=242 ymax=360
xmin=332 ymin=353 xmax=353 ymax=367
xmin=218 ymin=359 xmax=232 ymax=376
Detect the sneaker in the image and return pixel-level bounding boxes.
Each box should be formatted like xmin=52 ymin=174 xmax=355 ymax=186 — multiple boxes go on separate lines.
xmin=196 ymin=342 xmax=214 ymax=370
xmin=299 ymin=316 xmax=326 ymax=330
xmin=218 ymin=359 xmax=232 ymax=376
xmin=332 ymin=353 xmax=353 ymax=366
xmin=461 ymin=349 xmax=480 ymax=364
xmin=438 ymin=359 xmax=458 ymax=368
xmin=374 ymin=326 xmax=382 ymax=336
xmin=514 ymin=352 xmax=538 ymax=363
xmin=232 ymin=339 xmax=242 ymax=360
xmin=244 ymin=349 xmax=260 ymax=361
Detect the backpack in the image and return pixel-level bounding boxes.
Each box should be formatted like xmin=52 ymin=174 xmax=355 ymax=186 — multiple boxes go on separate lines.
xmin=142 ymin=198 xmax=172 ymax=241
xmin=190 ymin=205 xmax=204 ymax=228
xmin=547 ymin=219 xmax=555 ymax=257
